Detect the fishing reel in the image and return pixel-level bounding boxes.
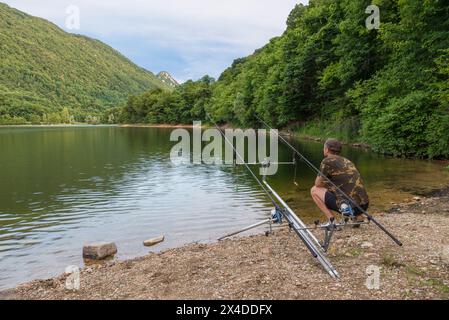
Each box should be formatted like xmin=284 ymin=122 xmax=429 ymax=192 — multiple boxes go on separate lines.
xmin=339 ymin=202 xmax=355 ymax=218
xmin=271 ymin=207 xmax=283 ymax=224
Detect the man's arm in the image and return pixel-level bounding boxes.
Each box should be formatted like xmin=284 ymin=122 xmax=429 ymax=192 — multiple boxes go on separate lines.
xmin=315 ymin=175 xmax=326 ymax=188
xmin=315 ymin=158 xmax=329 ymax=188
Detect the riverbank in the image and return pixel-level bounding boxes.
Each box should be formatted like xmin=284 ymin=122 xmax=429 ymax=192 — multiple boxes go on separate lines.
xmin=118 ymin=123 xmax=372 ymax=151
xmin=3 ymin=189 xmax=449 ymax=300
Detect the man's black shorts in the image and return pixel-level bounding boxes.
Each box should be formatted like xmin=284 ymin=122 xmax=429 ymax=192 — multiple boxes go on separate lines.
xmin=325 ymin=191 xmax=369 ymax=216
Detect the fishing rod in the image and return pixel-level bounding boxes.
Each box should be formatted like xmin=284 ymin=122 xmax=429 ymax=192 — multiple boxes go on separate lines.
xmin=255 ymin=115 xmax=403 ymax=247
xmin=206 ymin=114 xmax=340 ymax=278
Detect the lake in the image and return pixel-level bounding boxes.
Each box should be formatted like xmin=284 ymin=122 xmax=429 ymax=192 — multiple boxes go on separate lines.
xmin=1 ymin=126 xmax=448 ymax=290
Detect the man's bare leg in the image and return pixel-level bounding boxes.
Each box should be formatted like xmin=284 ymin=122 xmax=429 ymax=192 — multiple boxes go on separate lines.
xmin=311 ymin=186 xmax=336 ymax=220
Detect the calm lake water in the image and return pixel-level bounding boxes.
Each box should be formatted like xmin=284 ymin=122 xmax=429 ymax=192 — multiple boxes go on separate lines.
xmin=1 ymin=126 xmax=448 ymax=290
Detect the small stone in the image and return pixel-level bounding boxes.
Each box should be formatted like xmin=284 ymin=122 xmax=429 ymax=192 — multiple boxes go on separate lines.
xmin=413 ymin=197 xmax=421 ymax=201
xmin=144 ymin=236 xmax=165 ymax=247
xmin=83 ymin=242 xmax=117 ymax=260
xmin=361 ymin=242 xmax=374 ymax=249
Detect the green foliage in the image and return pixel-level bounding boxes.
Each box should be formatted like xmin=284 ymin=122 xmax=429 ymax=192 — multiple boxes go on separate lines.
xmin=358 ymin=91 xmax=433 ymax=157
xmin=295 ymin=117 xmax=362 ymax=143
xmin=206 ymin=0 xmax=448 ymax=158
xmin=348 ymin=0 xmax=449 ymax=157
xmin=0 ymin=115 xmax=27 ymax=125
xmin=120 ymin=76 xmax=214 ymax=124
xmin=0 ymin=3 xmax=169 ymax=124
xmin=123 ymin=0 xmax=448 ymax=158
xmin=5 ymin=1 xmax=448 ymax=158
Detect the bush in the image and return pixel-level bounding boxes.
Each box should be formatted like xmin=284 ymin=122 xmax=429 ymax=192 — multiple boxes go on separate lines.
xmin=0 ymin=115 xmax=27 ymax=125
xmin=295 ymin=116 xmax=361 ymax=143
xmin=29 ymin=114 xmax=41 ymax=125
xmin=426 ymin=111 xmax=449 ymax=159
xmin=360 ymin=91 xmax=433 ymax=157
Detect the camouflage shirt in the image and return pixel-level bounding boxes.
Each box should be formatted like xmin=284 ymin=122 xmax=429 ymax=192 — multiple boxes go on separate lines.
xmin=319 ymin=154 xmax=369 ymax=207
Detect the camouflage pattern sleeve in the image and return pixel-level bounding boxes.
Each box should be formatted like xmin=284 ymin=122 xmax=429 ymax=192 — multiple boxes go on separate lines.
xmin=319 ymin=158 xmax=331 ymax=178
xmin=318 ymin=158 xmax=337 ymax=192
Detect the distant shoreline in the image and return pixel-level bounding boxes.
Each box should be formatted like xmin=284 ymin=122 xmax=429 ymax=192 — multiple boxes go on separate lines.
xmin=2 ymin=124 xmax=448 ymax=164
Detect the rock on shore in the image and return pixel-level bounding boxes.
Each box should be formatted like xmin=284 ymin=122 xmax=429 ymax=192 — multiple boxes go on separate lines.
xmin=83 ymin=242 xmax=117 ymax=260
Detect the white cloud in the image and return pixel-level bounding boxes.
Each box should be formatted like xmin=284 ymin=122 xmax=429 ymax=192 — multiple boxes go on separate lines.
xmin=3 ymin=0 xmax=307 ymax=81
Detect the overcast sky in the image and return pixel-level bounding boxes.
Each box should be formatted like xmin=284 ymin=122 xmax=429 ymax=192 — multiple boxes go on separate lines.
xmin=3 ymin=0 xmax=307 ymax=82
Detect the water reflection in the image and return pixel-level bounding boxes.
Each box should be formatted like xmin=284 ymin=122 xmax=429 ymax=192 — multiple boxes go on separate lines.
xmin=0 ymin=126 xmax=448 ymax=289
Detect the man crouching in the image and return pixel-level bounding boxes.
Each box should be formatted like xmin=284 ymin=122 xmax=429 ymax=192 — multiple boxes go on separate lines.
xmin=311 ymin=139 xmax=369 ymax=226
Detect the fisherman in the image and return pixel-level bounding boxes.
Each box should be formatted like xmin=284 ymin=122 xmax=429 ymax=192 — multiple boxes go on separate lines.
xmin=311 ymin=139 xmax=369 ymax=226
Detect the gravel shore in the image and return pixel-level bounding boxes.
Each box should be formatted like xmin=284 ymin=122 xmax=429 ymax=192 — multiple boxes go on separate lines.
xmin=3 ymin=190 xmax=449 ymax=300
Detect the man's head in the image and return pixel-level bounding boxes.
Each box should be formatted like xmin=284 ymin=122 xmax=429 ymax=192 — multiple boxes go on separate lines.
xmin=324 ymin=139 xmax=342 ymax=157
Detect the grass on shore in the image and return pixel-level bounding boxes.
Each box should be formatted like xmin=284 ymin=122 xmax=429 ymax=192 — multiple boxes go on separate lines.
xmin=291 ymin=117 xmax=362 ymax=144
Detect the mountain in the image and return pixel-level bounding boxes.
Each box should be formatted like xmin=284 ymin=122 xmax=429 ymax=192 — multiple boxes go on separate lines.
xmin=0 ymin=2 xmax=169 ymax=124
xmin=157 ymin=71 xmax=179 ymax=87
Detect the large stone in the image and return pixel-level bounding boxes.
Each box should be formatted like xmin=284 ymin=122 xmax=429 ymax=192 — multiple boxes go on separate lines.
xmin=143 ymin=236 xmax=165 ymax=247
xmin=83 ymin=242 xmax=117 ymax=260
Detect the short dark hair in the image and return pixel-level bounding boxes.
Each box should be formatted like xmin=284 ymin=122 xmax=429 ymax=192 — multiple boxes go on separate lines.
xmin=325 ymin=139 xmax=342 ymax=154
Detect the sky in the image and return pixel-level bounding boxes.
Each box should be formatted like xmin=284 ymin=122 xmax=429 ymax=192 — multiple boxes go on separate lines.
xmin=3 ymin=0 xmax=307 ymax=82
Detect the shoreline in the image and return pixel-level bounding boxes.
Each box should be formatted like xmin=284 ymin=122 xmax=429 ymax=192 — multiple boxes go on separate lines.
xmin=2 ymin=123 xmax=449 ymax=164
xmin=3 ymin=189 xmax=449 ymax=300
xmin=0 ymin=123 xmax=395 ymax=154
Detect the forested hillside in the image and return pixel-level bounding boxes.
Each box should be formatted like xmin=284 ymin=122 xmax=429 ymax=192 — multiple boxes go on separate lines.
xmin=0 ymin=3 xmax=168 ymax=124
xmin=121 ymin=0 xmax=449 ymax=158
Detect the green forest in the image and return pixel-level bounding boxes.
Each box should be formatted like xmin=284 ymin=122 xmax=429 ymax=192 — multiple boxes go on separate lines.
xmin=120 ymin=0 xmax=449 ymax=158
xmin=0 ymin=3 xmax=169 ymax=125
